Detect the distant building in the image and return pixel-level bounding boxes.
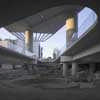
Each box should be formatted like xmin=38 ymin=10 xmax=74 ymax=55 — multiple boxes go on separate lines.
xmin=0 ymin=39 xmax=25 ymax=54
xmin=39 ymin=44 xmax=43 ymax=58
xmin=53 ymin=48 xmax=60 ymax=59
xmin=0 ymin=39 xmax=17 ymax=49
xmin=40 ymin=57 xmax=53 ymax=62
xmin=0 ymin=38 xmax=43 ymax=59
xmin=33 ymin=42 xmax=43 ymax=59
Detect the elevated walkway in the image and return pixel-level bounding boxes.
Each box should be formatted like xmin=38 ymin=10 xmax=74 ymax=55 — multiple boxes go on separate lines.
xmin=54 ymin=13 xmax=99 ymax=64
xmin=61 ymin=22 xmax=99 ymax=63
xmin=0 ymin=46 xmax=33 ymax=64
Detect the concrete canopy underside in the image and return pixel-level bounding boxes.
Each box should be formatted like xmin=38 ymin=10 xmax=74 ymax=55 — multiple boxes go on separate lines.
xmin=5 ymin=5 xmax=82 ymax=34
xmin=0 ymin=0 xmax=99 ymax=29
xmin=0 ymin=0 xmax=99 ymax=64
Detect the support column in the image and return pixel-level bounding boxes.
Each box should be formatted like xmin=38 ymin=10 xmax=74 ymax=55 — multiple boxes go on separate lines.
xmin=89 ymin=63 xmax=95 ymax=74
xmin=72 ymin=62 xmax=78 ymax=78
xmin=0 ymin=64 xmax=2 ymax=68
xmin=62 ymin=63 xmax=69 ymax=83
xmin=25 ymin=30 xmax=33 ymax=52
xmin=12 ymin=65 xmax=16 ymax=70
xmin=63 ymin=63 xmax=69 ymax=77
xmin=66 ymin=14 xmax=78 ymax=46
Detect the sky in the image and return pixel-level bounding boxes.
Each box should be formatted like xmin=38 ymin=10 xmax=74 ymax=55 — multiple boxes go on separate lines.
xmin=41 ymin=7 xmax=97 ymax=58
xmin=41 ymin=25 xmax=66 ymax=58
xmin=0 ymin=28 xmax=17 ymax=40
xmin=0 ymin=7 xmax=97 ymax=58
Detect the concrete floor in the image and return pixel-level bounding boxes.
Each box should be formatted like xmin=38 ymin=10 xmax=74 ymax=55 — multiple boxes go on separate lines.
xmin=0 ymin=67 xmax=99 ymax=100
xmin=0 ymin=80 xmax=100 ymax=100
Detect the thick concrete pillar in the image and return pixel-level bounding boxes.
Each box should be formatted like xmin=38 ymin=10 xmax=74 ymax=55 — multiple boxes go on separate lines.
xmin=89 ymin=63 xmax=95 ymax=74
xmin=12 ymin=65 xmax=16 ymax=70
xmin=25 ymin=30 xmax=33 ymax=52
xmin=0 ymin=64 xmax=2 ymax=68
xmin=63 ymin=63 xmax=69 ymax=77
xmin=66 ymin=14 xmax=78 ymax=46
xmin=72 ymin=62 xmax=78 ymax=78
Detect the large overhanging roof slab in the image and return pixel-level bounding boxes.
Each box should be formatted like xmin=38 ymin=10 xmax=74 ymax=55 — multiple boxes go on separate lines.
xmin=5 ymin=5 xmax=82 ymax=34
xmin=0 ymin=0 xmax=99 ymax=28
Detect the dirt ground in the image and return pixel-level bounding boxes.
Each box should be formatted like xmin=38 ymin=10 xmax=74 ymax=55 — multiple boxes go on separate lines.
xmin=0 ymin=67 xmax=100 ymax=100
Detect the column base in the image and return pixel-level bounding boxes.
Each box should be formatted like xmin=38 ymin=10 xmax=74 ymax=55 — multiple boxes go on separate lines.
xmin=72 ymin=62 xmax=78 ymax=81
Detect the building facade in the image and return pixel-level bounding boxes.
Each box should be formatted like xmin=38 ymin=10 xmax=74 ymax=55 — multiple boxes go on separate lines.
xmin=33 ymin=42 xmax=43 ymax=59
